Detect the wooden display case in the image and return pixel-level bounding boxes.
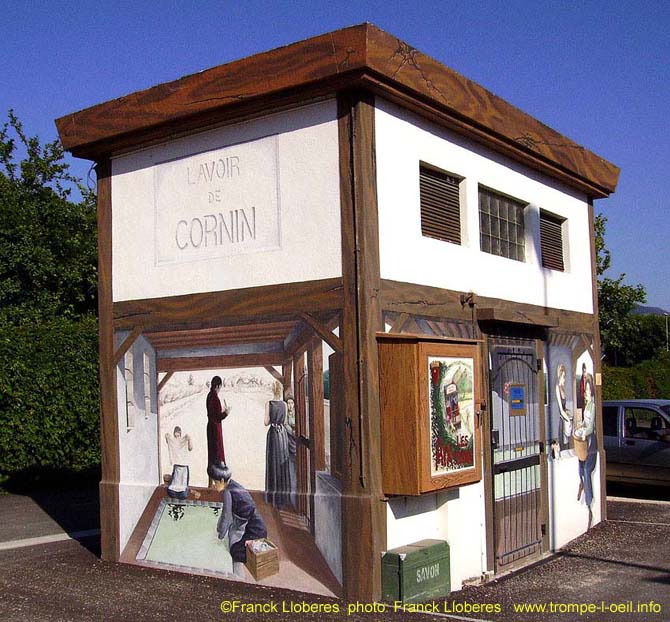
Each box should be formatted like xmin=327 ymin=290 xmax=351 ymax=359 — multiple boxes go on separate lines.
xmin=378 ymin=335 xmax=483 ymax=495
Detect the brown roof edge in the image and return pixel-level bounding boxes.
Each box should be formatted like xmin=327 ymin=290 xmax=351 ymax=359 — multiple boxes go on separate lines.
xmin=55 ymin=24 xmax=370 ymax=156
xmin=55 ymin=23 xmax=619 ymax=197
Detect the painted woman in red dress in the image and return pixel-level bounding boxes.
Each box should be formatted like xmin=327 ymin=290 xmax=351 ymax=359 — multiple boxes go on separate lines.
xmin=206 ymin=375 xmax=229 ymax=487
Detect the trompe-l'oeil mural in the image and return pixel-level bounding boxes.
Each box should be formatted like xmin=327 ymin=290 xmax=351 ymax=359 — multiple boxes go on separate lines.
xmin=547 ymin=336 xmax=597 ymax=528
xmin=128 ymin=366 xmax=342 ymax=596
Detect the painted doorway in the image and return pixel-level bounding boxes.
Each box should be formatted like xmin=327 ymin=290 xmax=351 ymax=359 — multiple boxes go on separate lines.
xmin=489 ymin=337 xmax=548 ymax=570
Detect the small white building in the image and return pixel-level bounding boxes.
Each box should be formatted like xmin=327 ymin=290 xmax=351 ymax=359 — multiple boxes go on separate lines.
xmin=57 ymin=24 xmax=618 ymax=601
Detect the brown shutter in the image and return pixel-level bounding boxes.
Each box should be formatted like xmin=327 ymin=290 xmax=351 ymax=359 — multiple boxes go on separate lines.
xmin=420 ymin=166 xmax=461 ymax=245
xmin=540 ymin=211 xmax=565 ymax=271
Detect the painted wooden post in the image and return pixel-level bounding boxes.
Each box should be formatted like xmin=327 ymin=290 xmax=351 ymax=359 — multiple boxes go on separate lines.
xmin=588 ymin=198 xmax=607 ymax=522
xmin=97 ymin=159 xmax=121 ymax=561
xmin=293 ymin=351 xmax=309 ymax=520
xmin=307 ymin=337 xmax=326 ymax=472
xmin=338 ymin=90 xmax=386 ymax=601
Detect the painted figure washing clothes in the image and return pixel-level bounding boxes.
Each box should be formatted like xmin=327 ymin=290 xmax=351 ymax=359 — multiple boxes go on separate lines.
xmin=208 ymin=463 xmax=268 ymax=578
xmin=165 ymin=426 xmax=193 ymax=465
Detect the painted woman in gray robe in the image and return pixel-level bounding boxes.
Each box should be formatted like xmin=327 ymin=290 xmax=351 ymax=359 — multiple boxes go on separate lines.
xmin=264 ymin=383 xmax=291 ymax=507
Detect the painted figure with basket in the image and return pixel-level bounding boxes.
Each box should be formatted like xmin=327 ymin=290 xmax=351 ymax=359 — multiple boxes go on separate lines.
xmin=573 ymin=375 xmax=597 ymax=527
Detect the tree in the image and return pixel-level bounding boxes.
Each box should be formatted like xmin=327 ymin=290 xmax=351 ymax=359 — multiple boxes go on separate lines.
xmin=595 ymin=214 xmax=646 ymax=365
xmin=0 ymin=112 xmax=100 ymax=487
xmin=0 ymin=110 xmax=97 ymax=325
xmin=620 ymin=314 xmax=667 ymax=366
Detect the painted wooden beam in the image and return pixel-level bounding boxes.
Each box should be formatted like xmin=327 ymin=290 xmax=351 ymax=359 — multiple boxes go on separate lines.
xmin=145 ymin=320 xmax=298 ymax=350
xmin=282 ymin=361 xmax=293 ymax=397
xmin=264 ymin=365 xmax=283 ymax=383
xmin=157 ymin=371 xmax=174 ymax=394
xmin=113 ymin=325 xmax=144 ymax=366
xmin=113 ymin=278 xmax=343 ymax=331
xmin=299 ymin=312 xmax=343 ymax=352
xmin=382 ymin=279 xmax=594 ymax=334
xmin=285 ymin=321 xmax=314 ymax=357
xmin=389 ymin=312 xmax=410 ymax=333
xmin=157 ymin=352 xmax=285 ymax=372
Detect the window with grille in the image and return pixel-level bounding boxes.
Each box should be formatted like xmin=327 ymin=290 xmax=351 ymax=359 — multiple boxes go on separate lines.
xmin=479 ymin=187 xmax=526 ymax=261
xmin=420 ymin=165 xmax=462 ymax=245
xmin=540 ymin=210 xmax=566 ymax=271
xmin=124 ymin=350 xmax=135 ymax=430
xmin=143 ymin=351 xmax=152 ymax=418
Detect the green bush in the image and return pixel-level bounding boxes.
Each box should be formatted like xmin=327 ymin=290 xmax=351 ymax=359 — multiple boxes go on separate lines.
xmin=0 ymin=314 xmax=100 ymax=481
xmin=602 ymin=353 xmax=670 ymax=400
xmin=602 ymin=365 xmax=636 ymax=400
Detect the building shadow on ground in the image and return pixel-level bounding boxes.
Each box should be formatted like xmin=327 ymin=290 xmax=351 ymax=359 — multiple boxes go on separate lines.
xmin=1 ymin=466 xmax=101 ymax=556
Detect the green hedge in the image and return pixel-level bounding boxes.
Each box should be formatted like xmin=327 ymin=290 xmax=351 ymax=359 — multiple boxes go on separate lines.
xmin=602 ymin=353 xmax=670 ymax=400
xmin=0 ymin=314 xmax=100 ymax=481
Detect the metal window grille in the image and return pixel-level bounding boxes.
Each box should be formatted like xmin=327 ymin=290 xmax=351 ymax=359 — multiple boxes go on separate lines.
xmin=143 ymin=351 xmax=151 ymax=417
xmin=539 ymin=210 xmax=565 ymax=271
xmin=124 ymin=350 xmax=135 ymax=430
xmin=479 ymin=187 xmax=526 ymax=261
xmin=420 ymin=166 xmax=461 ymax=245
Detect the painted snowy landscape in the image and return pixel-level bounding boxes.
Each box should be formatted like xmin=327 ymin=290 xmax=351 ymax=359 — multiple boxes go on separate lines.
xmin=159 ymin=368 xmax=277 ymax=489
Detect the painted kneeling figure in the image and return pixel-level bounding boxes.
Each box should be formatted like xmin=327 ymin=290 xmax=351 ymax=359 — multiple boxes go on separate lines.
xmin=207 ymin=462 xmax=268 ymax=578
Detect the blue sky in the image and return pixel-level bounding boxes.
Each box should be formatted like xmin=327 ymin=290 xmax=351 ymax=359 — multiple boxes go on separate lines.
xmin=2 ymin=1 xmax=668 ymax=308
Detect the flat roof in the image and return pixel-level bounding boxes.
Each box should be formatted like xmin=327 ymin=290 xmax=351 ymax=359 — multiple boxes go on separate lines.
xmin=55 ymin=23 xmax=618 ymax=197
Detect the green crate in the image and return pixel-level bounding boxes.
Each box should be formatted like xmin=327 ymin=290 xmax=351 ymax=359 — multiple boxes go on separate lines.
xmin=382 ymin=539 xmax=450 ymax=604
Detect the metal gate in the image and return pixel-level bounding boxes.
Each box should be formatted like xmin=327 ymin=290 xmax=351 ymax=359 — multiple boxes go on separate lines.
xmin=489 ymin=338 xmax=545 ymax=569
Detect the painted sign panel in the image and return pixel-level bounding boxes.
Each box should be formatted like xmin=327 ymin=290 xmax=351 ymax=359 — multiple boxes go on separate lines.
xmin=154 ymin=135 xmax=280 ymax=265
xmin=509 ymin=384 xmax=527 ymax=416
xmin=428 ymin=356 xmax=475 ymax=477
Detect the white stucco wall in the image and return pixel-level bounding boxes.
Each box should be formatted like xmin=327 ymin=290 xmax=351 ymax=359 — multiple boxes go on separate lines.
xmin=115 ymin=333 xmax=159 ymax=551
xmin=375 ymin=99 xmax=593 ymax=314
xmin=111 ymin=100 xmax=341 ymax=302
xmin=386 ymin=480 xmax=486 ymax=591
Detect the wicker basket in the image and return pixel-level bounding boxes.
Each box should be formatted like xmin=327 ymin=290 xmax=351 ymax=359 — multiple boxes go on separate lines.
xmin=573 ymin=434 xmax=588 ymax=461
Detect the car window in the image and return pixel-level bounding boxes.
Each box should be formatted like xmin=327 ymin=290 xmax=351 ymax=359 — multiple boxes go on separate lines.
xmin=624 ymin=407 xmax=670 ymax=441
xmin=602 ymin=406 xmax=618 ymax=436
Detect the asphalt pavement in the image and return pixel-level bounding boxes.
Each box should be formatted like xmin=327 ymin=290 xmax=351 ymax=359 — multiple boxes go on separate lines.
xmin=0 ymin=484 xmax=668 ymax=622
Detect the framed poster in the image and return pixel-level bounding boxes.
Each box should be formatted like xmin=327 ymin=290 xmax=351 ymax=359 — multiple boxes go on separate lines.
xmin=379 ymin=336 xmax=482 ymax=495
xmin=428 ymin=354 xmax=475 ymax=477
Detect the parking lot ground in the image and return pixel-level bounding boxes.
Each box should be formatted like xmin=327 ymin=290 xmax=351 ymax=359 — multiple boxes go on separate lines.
xmin=452 ymin=498 xmax=670 ymax=622
xmin=0 ymin=488 xmax=669 ymax=622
